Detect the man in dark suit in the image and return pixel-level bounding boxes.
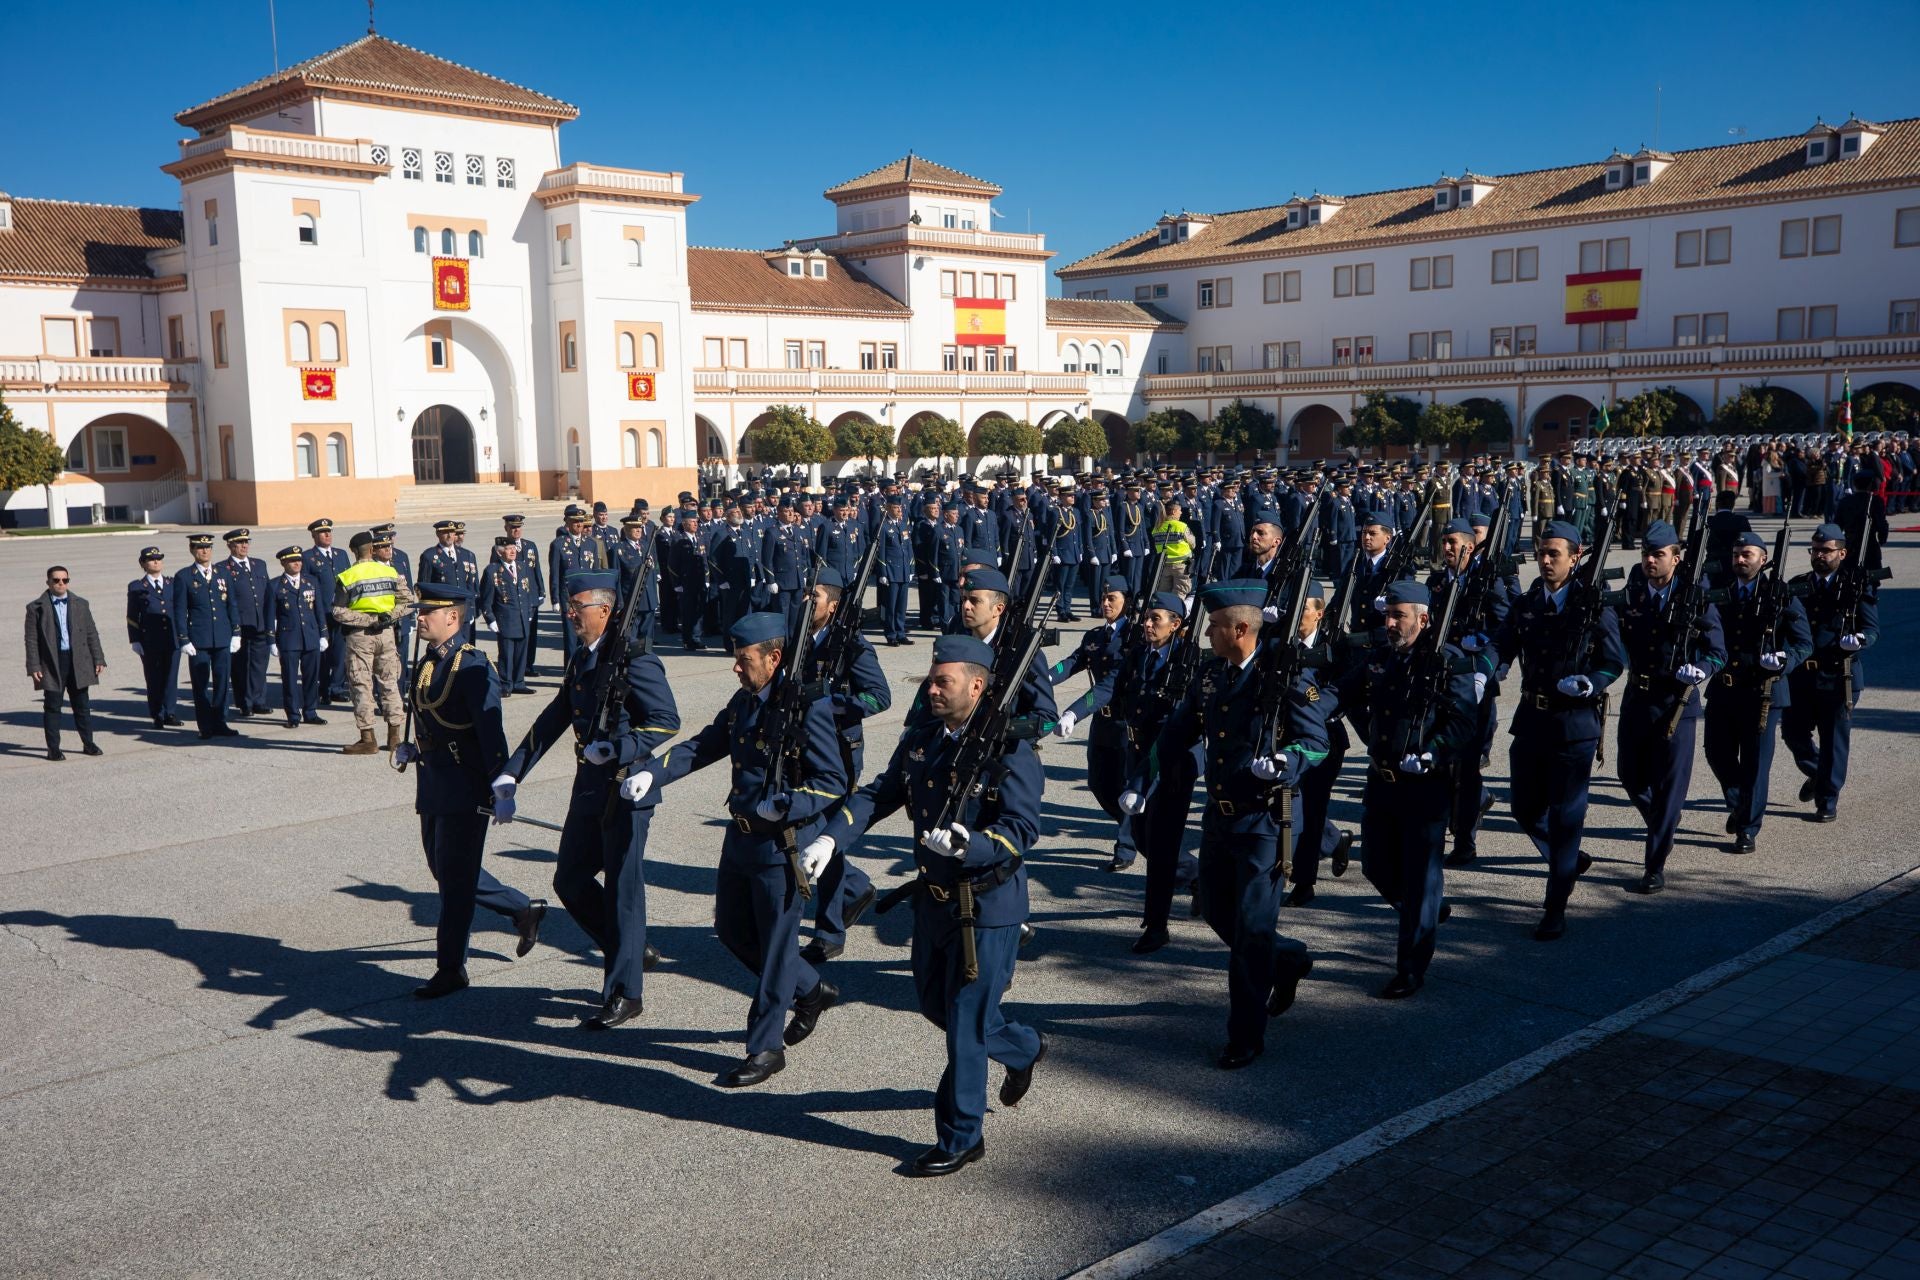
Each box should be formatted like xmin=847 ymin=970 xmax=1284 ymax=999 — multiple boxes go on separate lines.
xmin=217 ymin=529 xmax=273 ymax=716
xmin=25 ymin=565 xmax=107 ymax=760
xmin=125 ymin=545 xmax=183 ymax=729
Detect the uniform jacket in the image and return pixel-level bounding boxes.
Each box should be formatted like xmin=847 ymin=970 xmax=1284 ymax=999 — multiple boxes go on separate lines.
xmin=264 ymin=573 xmax=326 ymax=651
xmin=545 ymin=535 xmax=608 ymax=605
xmin=171 ymin=564 xmax=239 ymax=650
xmin=1612 ymin=568 xmax=1729 ymax=723
xmin=504 ymin=640 xmax=680 ymax=805
xmin=1144 ymin=653 xmax=1331 ymax=817
xmin=302 ymin=545 xmax=352 ymax=612
xmin=1787 ymin=571 xmax=1880 ymax=700
xmin=216 ymin=555 xmax=271 ymax=628
xmin=1489 ymin=578 xmax=1627 ymax=745
xmin=412 ymin=640 xmax=509 ymax=815
xmin=760 ymin=521 xmax=813 ymax=592
xmin=126 ymin=574 xmax=176 ymax=647
xmin=878 ymin=517 xmax=914 ymax=585
xmin=1707 ymin=575 xmax=1812 ymax=709
xmin=478 ymin=560 xmax=541 ymax=638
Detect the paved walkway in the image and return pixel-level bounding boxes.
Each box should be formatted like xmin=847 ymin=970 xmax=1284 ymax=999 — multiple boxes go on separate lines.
xmin=1142 ymin=888 xmax=1920 ymax=1280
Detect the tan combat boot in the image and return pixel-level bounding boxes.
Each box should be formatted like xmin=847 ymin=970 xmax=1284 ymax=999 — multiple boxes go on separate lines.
xmin=342 ymin=729 xmax=378 ymax=755
xmin=387 ymin=724 xmax=404 ymax=751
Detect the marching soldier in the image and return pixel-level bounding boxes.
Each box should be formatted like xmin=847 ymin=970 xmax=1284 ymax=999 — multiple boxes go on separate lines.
xmin=1429 ymin=518 xmax=1512 ymax=867
xmin=171 ymin=533 xmax=241 ymax=739
xmin=1782 ymin=523 xmax=1881 ymax=823
xmin=264 ymin=546 xmax=327 ymax=728
xmin=1049 ymin=575 xmax=1135 ymax=870
xmin=493 ymin=570 xmax=678 ymax=1028
xmin=548 ymin=506 xmax=609 ymax=662
xmin=478 ymin=537 xmax=540 ymax=696
xmin=303 ymin=519 xmax=352 ymax=704
xmin=810 ymin=633 xmax=1046 ymax=1176
xmin=877 ymin=496 xmax=914 ymax=645
xmin=331 ymin=531 xmax=413 ymax=756
xmin=126 ymin=545 xmax=182 ymax=729
xmin=1281 ymin=582 xmax=1355 ymax=908
xmin=1113 ymin=590 xmax=1202 ymax=948
xmin=218 ymin=530 xmax=272 ymax=717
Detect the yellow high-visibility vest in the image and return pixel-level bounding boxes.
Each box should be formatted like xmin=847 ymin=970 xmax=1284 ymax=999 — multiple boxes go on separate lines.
xmin=1152 ymin=518 xmax=1194 ymax=560
xmin=336 ymin=559 xmax=399 ymax=613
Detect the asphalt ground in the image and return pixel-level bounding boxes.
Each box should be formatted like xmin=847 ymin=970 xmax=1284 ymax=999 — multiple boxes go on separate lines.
xmin=1 ymin=515 xmax=1915 ymax=1280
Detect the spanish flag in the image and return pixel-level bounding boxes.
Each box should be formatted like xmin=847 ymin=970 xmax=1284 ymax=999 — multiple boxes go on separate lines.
xmin=433 ymin=256 xmax=471 ymax=311
xmin=1563 ymin=269 xmax=1641 ymax=324
xmin=955 ymin=297 xmax=1006 ymax=347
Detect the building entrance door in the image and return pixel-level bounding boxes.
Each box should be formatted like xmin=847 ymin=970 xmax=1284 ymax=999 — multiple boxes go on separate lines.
xmin=411 ymin=406 xmax=476 ymax=484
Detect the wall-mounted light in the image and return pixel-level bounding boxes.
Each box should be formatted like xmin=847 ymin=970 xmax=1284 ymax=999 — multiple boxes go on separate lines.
xmin=479 ymin=406 xmax=489 ymax=422
xmin=395 ymin=407 xmax=405 ymax=422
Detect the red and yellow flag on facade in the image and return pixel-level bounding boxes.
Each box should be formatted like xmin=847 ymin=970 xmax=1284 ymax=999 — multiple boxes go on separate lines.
xmin=954 ymin=297 xmax=1006 ymax=347
xmin=627 ymin=372 xmax=657 ymax=401
xmin=300 ymin=367 xmax=337 ymax=400
xmin=1563 ymin=269 xmax=1641 ymax=324
xmin=432 ymin=256 xmax=471 ymax=311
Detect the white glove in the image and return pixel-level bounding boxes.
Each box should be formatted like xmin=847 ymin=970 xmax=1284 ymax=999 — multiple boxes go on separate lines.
xmin=1398 ymin=752 xmax=1434 ymax=775
xmin=1556 ymin=674 xmax=1595 ymax=698
xmin=755 ymin=794 xmax=789 ymax=822
xmin=1251 ymin=755 xmax=1283 ymax=781
xmin=1372 ymin=595 xmax=1388 ymax=614
xmin=320 ymin=637 xmax=329 ymax=652
xmin=229 ymin=636 xmax=242 ymax=653
xmin=130 ymin=642 xmax=145 ymax=657
xmin=879 ymin=576 xmax=890 ymax=586
xmin=1053 ymin=710 xmax=1079 ymax=739
xmin=1261 ymin=605 xmax=1281 ymax=623
xmin=181 ymin=642 xmax=198 ymax=657
xmin=1675 ymin=663 xmax=1710 ymax=685
xmin=490 ymin=777 xmax=517 ymax=824
xmin=1118 ymin=789 xmax=1147 ymax=815
xmin=801 ymin=835 xmax=835 ymax=879
xmin=620 ymin=770 xmax=653 ymax=803
xmin=583 ymin=741 xmax=617 ymax=766
xmin=1840 ymin=633 xmax=1865 ymax=652
xmin=768 ymin=583 xmax=779 ymax=595
xmin=478 ymin=617 xmax=493 ymax=632
xmin=392 ymin=743 xmax=419 ymax=765
xmin=1050 ymin=555 xmax=1061 ymax=565
xmin=1759 ymin=652 xmax=1787 ymax=672
xmin=1122 ymin=549 xmax=1134 ymax=558
xmin=271 ymin=643 xmax=280 ymax=659
xmin=1473 ymin=672 xmax=1488 ymax=704
xmin=918 ymin=822 xmax=970 ymax=859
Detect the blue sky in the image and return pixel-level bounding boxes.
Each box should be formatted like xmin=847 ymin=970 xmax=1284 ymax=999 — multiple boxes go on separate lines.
xmin=12 ymin=0 xmax=1919 ymax=289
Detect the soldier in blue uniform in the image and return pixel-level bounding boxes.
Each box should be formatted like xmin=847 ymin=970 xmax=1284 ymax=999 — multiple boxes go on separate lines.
xmin=1117 ymin=482 xmax=1150 ymax=593
xmin=1113 ymin=591 xmax=1203 ymax=946
xmin=171 ymin=533 xmax=241 ymax=739
xmin=303 ymin=519 xmax=352 ymax=704
xmin=1079 ymin=489 xmax=1119 ymax=619
xmin=264 ymin=546 xmax=328 ymax=728
xmin=393 ymin=582 xmax=544 ymax=997
xmin=1342 ymin=580 xmax=1480 ymax=997
xmin=547 ymin=507 xmax=609 ymax=662
xmin=799 ymin=566 xmax=891 ymax=963
xmin=818 ymin=494 xmax=865 ymax=592
xmin=1212 ymin=482 xmax=1247 ymax=584
xmin=645 ymin=612 xmax=848 ymax=1088
xmin=126 ymin=546 xmax=183 ymax=729
xmin=670 ymin=508 xmax=713 ymax=651
xmin=999 ymin=490 xmax=1040 ymax=596
xmin=1046 ymin=491 xmax=1082 ymax=622
xmin=912 ymin=495 xmax=945 ymax=631
xmin=1348 ymin=514 xmax=1403 ymax=641
xmin=1612 ymin=520 xmax=1727 ymax=894
xmin=478 ymin=537 xmax=540 ymax=696
xmin=217 ymin=530 xmax=272 ymax=716
xmin=611 ymin=513 xmax=660 ymax=655
xmin=1120 ymin=580 xmax=1323 ymax=1067
xmin=1279 ymin=582 xmax=1356 ymax=908
xmin=587 ymin=501 xmax=620 ymax=550
xmin=1782 ymin=524 xmax=1881 ymax=823
xmin=1320 ymin=478 xmax=1358 ymax=578
xmin=931 ymin=503 xmax=969 ymax=629
xmin=1050 ymin=575 xmax=1135 ymax=870
xmin=875 ymin=496 xmax=914 ymax=645
xmin=1487 ymin=520 xmax=1626 ymax=939
xmin=809 ymin=632 xmax=1046 ymax=1176
xmin=499 ymin=515 xmax=545 ymax=678
xmin=493 ymin=570 xmax=679 ymax=1028
xmin=761 ymin=500 xmax=815 ymax=638
xmin=711 ymin=505 xmax=760 ymax=652
xmin=1428 ymin=519 xmax=1513 ymax=866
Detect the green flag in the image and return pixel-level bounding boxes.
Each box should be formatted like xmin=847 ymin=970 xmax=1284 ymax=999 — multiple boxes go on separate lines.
xmin=1595 ymin=403 xmax=1611 ymax=438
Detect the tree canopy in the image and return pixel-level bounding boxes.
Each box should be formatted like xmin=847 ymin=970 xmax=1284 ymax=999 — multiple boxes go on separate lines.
xmin=743 ymin=404 xmax=834 ymax=467
xmin=1339 ymin=391 xmax=1421 ymax=448
xmin=832 ymin=416 xmax=895 ymax=466
xmin=1212 ymin=399 xmax=1279 ymax=458
xmin=0 ymin=392 xmax=65 ymax=492
xmin=974 ymin=416 xmax=1044 ymax=460
xmin=1132 ymin=409 xmax=1185 ymax=459
xmin=1043 ymin=416 xmax=1110 ymax=462
xmin=902 ymin=415 xmax=966 ymax=467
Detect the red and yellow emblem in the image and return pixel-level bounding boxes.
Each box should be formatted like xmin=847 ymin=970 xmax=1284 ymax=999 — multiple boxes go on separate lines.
xmin=626 ymin=372 xmax=657 ymax=401
xmin=954 ymin=297 xmax=1006 ymax=347
xmin=300 ymin=367 xmax=337 ymax=400
xmin=1563 ymin=269 xmax=1641 ymax=324
xmin=432 ymin=256 xmax=471 ymax=311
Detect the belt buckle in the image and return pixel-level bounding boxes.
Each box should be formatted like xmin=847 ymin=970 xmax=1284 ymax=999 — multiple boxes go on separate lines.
xmin=1374 ymin=765 xmax=1398 ymax=783
xmin=734 ymin=816 xmax=753 ymax=833
xmin=1803 ymin=658 xmax=1820 ymax=671
xmin=926 ymin=882 xmax=951 ymax=903
xmin=1216 ymin=799 xmax=1237 ymax=816
xmin=1719 ymin=672 xmax=1736 ymax=687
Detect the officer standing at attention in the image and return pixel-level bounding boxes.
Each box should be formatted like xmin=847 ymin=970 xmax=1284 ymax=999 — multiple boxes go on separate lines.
xmin=1120 ymin=580 xmax=1324 ymax=1067
xmin=589 ymin=501 xmax=620 ymax=550
xmin=548 ymin=506 xmax=609 ymax=663
xmin=644 ymin=612 xmax=848 ymax=1088
xmin=711 ymin=504 xmax=760 ymax=651
xmin=1782 ymin=523 xmax=1880 ymax=823
xmin=303 ymin=519 xmax=352 ymax=705
xmin=1049 ymin=575 xmax=1135 ymax=871
xmin=1612 ymin=520 xmax=1726 ymax=894
xmin=1487 ymin=520 xmax=1625 ymax=939
xmin=218 ymin=530 xmax=272 ymax=718
xmin=877 ymin=496 xmax=914 ymax=645
xmin=912 ymin=494 xmax=944 ymax=631
xmin=1705 ymin=531 xmax=1812 ymax=852
xmin=171 ymin=533 xmax=241 ymax=739
xmin=126 ymin=546 xmax=183 ymax=729
xmin=671 ymin=507 xmax=712 ymax=651
xmin=1047 ymin=481 xmax=1082 ymax=622
xmin=808 ymin=632 xmax=1046 ymax=1177
xmin=500 ymin=515 xmax=545 ymax=677
xmin=1080 ymin=488 xmax=1118 ymax=618
xmin=332 ymin=531 xmax=412 ymax=756
xmin=478 ymin=537 xmax=539 ymax=696
xmin=264 ymin=546 xmax=328 ymax=728
xmin=493 ymin=570 xmax=678 ymax=1029
xmin=761 ymin=498 xmax=814 ymax=637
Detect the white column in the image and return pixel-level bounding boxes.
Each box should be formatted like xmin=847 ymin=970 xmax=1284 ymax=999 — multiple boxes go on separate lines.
xmin=46 ymin=485 xmax=68 ymax=529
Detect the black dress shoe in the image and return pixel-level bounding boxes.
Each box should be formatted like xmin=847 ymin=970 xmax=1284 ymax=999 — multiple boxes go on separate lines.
xmin=1437 ymin=902 xmax=1452 ymax=923
xmin=799 ymin=938 xmax=844 ymax=965
xmin=1018 ymin=922 xmax=1036 ymax=950
xmin=1576 ymin=852 xmax=1594 ymax=876
xmin=1330 ymin=831 xmax=1353 ymax=877
xmin=783 ymin=981 xmax=839 ymax=1046
xmin=717 ymin=1050 xmax=785 ymax=1088
xmin=512 ymin=686 xmax=535 ymax=696
xmin=844 ymin=885 xmax=877 ymax=931
xmin=45 ymin=749 xmax=65 ymax=762
xmin=1629 ymin=871 xmax=1666 ymax=895
xmin=283 ymin=718 xmax=300 ymax=729
xmin=214 ymin=727 xmax=240 ymax=738
xmin=1814 ymin=809 xmax=1837 ymax=824
xmin=1444 ymin=845 xmax=1477 ymax=868
xmin=1479 ymin=789 xmax=1495 ymax=817
xmin=643 ymin=944 xmax=661 ymax=970
xmin=198 ymin=732 xmax=214 ymax=741
xmin=1131 ymin=925 xmax=1170 ymax=955
xmin=582 ymin=993 xmax=644 ymax=1030
xmin=1730 ymin=834 xmax=1757 ymax=855
xmin=1188 ymin=885 xmax=1204 ymax=918
xmin=163 ymin=714 xmax=184 ymax=726
xmin=1000 ymin=1031 xmax=1048 ymax=1106
xmin=1217 ymin=1043 xmax=1263 ymax=1070
xmin=304 ymin=715 xmax=327 ymax=725
xmin=908 ymin=1140 xmax=983 ymax=1177
xmin=1533 ymin=913 xmax=1567 ymax=942
xmin=414 ymin=969 xmax=469 ymax=1000
xmin=1105 ymin=854 xmax=1136 ymax=873
xmin=1268 ymin=956 xmax=1313 ymax=1016
xmin=1724 ymin=810 xmax=1741 ymax=834
xmin=1374 ymin=974 xmax=1423 ymax=1000
xmin=82 ymin=743 xmax=103 ymax=756
xmin=515 ymin=899 xmax=547 ymax=957
xmin=1799 ymin=777 xmax=1816 ymax=802
xmin=1283 ymin=884 xmax=1316 ymax=908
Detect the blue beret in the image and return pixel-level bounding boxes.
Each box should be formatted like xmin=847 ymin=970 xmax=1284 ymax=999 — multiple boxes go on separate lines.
xmin=1812 ymin=522 xmax=1847 ymax=544
xmin=1542 ymin=520 xmax=1582 ymax=545
xmin=1384 ymin=580 xmax=1432 ymax=608
xmin=417 ymin=582 xmax=476 ymax=609
xmin=1734 ymin=531 xmax=1767 ymax=549
xmin=1642 ymin=520 xmax=1679 ymax=550
xmin=1442 ymin=517 xmax=1475 ymax=537
xmin=1198 ymin=578 xmax=1269 ymax=609
xmin=966 ymin=567 xmax=1011 ymax=595
xmin=1302 ymin=579 xmax=1325 ymax=601
xmin=1469 ymin=513 xmax=1491 ymax=528
xmin=1250 ymin=512 xmax=1283 ymax=530
xmin=817 ymin=565 xmax=845 ymax=590
xmin=563 ymin=570 xmax=619 ymax=596
xmin=1361 ymin=512 xmax=1394 ymax=531
xmin=729 ymin=612 xmax=789 ymax=647
xmin=1151 ymin=590 xmax=1188 ymax=617
xmin=961 ymin=547 xmax=998 ymax=568
xmin=1104 ymin=574 xmax=1131 ymax=596
xmin=932 ymin=634 xmax=995 ymax=667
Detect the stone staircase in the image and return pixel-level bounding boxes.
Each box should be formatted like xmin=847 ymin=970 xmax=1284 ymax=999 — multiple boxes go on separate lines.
xmin=392 ymin=482 xmax=570 ymax=525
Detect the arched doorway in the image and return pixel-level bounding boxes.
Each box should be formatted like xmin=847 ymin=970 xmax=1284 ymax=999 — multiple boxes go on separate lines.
xmin=1289 ymin=404 xmax=1345 ymax=461
xmin=412 ymin=406 xmax=476 ymax=484
xmin=1529 ymin=394 xmax=1599 ymax=455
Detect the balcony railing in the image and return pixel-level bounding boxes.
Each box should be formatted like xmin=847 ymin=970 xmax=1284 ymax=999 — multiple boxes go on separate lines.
xmin=538 ymin=163 xmax=684 ymax=195
xmin=177 ymin=126 xmax=379 ymax=166
xmin=788 ymin=223 xmax=1049 ymax=255
xmin=0 ymin=356 xmax=199 ymax=391
xmin=692 ymin=368 xmax=1087 ymax=397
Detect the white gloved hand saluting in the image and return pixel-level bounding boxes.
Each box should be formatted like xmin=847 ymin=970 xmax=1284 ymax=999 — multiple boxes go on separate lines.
xmin=755 ymin=793 xmax=790 ymax=823
xmin=490 ymin=776 xmax=517 ymax=824
xmin=918 ymin=823 xmax=970 ymax=859
xmin=1053 ymin=711 xmax=1079 ymax=739
xmin=620 ymin=770 xmax=653 ymax=803
xmin=582 ymin=741 xmax=617 ymax=766
xmin=1840 ymin=633 xmax=1865 ymax=652
xmin=1556 ymin=674 xmax=1595 ymax=698
xmin=1759 ymin=652 xmax=1787 ymax=672
xmin=801 ymin=835 xmax=835 ymax=879
xmin=1675 ymin=663 xmax=1710 ymax=685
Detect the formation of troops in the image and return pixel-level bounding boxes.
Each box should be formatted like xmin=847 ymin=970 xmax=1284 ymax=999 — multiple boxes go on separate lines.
xmin=105 ymin=431 xmax=1899 ymax=1177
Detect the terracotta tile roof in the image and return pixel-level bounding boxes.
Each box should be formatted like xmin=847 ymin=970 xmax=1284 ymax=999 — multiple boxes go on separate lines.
xmin=1059 ymin=117 xmax=1920 ymax=277
xmin=1045 ymin=298 xmax=1185 ymax=329
xmin=825 ymin=155 xmax=1001 ymax=198
xmin=0 ymin=199 xmax=183 ymax=280
xmin=176 ymin=34 xmax=577 ymax=130
xmin=688 ymin=248 xmax=909 ymax=315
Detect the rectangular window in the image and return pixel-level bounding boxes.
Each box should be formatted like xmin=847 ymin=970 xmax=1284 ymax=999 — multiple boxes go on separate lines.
xmin=1897 ymin=207 xmax=1920 ymax=248
xmin=1777 ymin=307 xmax=1805 ymax=341
xmin=806 ymin=341 xmax=825 ymax=368
xmin=465 ymin=154 xmax=484 ymax=186
xmin=402 ymin=147 xmax=422 ymax=180
xmin=1432 ymin=330 xmax=1452 ymax=359
xmin=1676 ymin=230 xmax=1702 ymax=268
xmin=1156 ymin=353 xmax=1168 ymax=374
xmin=1262 ymin=342 xmax=1284 ymax=369
xmin=1808 ymin=305 xmax=1838 ymax=339
xmin=1215 ymin=277 xmax=1232 ymax=307
xmin=1578 ymin=323 xmax=1601 ymax=353
xmin=1282 ymin=270 xmax=1300 ymax=303
xmin=1198 ymin=280 xmax=1216 ymax=308
xmin=727 ymin=338 xmax=747 ymax=367
xmin=1891 ymin=300 xmax=1920 ymax=334
xmin=1702 ymin=314 xmax=1726 ymax=344
xmin=1215 ymin=345 xmax=1232 ymax=372
xmin=87 ymin=317 xmax=119 ymax=357
xmin=942 ymin=212 xmax=957 ymax=229
xmin=1136 ymin=284 xmax=1153 ymax=302
xmin=960 ymin=348 xmax=976 ymax=371
xmin=429 ymin=333 xmax=450 ymax=369
xmin=1282 ymin=341 xmax=1301 ymax=368
xmin=1705 ymin=226 xmax=1732 ymax=264
xmin=560 ymin=321 xmax=577 ymax=371
xmin=1355 ymin=263 xmax=1374 ymax=295
xmin=859 ymin=342 xmax=877 ymax=370
xmin=1492 ymin=248 xmax=1513 ymax=283
xmin=1409 ymin=331 xmax=1430 ymax=360
xmin=1603 ymin=321 xmax=1627 ymax=350
xmin=1515 ymin=325 xmax=1537 ymax=354
xmin=1578 ymin=240 xmax=1603 ymax=273
xmin=1003 ymin=274 xmax=1017 ymax=300
xmin=1491 ymin=326 xmax=1512 ymax=358
xmin=1432 ymin=255 xmax=1452 ymax=289
xmin=434 ymin=151 xmax=453 ymax=184
xmin=960 ymin=271 xmax=976 ymax=295
xmin=980 ymin=274 xmax=998 ymax=299
xmin=982 ymin=347 xmax=999 ymax=372
xmin=1516 ymin=247 xmax=1538 ymax=280
xmin=39 ymin=316 xmax=75 ymax=357
xmin=167 ymin=315 xmax=185 ymax=359
xmin=1812 ymin=214 xmax=1841 ymax=255
xmin=1333 ymin=266 xmax=1351 ymax=297
xmin=940 ymin=270 xmax=956 ymax=297
xmin=1780 ymin=218 xmax=1809 ymax=258
xmin=1605 ymin=238 xmax=1630 ymax=271
xmin=93 ymin=425 xmax=128 ymax=472
xmin=1263 ymin=272 xmax=1284 ymax=303
xmin=1354 ymin=335 xmax=1374 ymax=364
xmin=1332 ymin=337 xmax=1352 ymax=366
xmin=787 ymin=260 xmax=803 ymax=277
xmin=942 ymin=345 xmax=957 ymax=372
xmin=1197 ymin=348 xmax=1214 ymax=373
xmin=703 ymin=337 xmax=724 ymax=366
xmin=1410 ymin=258 xmax=1431 ymax=291
xmin=880 ymin=343 xmax=898 ymax=369
xmin=1674 ymin=314 xmax=1701 ymax=346
xmin=496 ymin=157 xmax=515 ymax=189
xmin=784 ymin=341 xmax=803 ymax=369
xmin=960 ymin=216 xmax=974 ymax=230
xmin=212 ymin=312 xmax=228 ymax=367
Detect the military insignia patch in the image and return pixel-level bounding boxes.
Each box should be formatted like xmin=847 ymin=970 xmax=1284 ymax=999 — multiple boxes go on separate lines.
xmin=1306 ymin=684 xmax=1321 ymax=703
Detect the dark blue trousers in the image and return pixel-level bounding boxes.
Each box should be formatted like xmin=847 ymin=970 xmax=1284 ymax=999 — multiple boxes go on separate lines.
xmin=880 ymin=580 xmax=910 ymax=641
xmin=1050 ymin=562 xmax=1079 ymax=619
xmin=232 ymin=626 xmax=271 ymax=712
xmin=493 ymin=633 xmax=525 ymax=693
xmin=939 ymin=583 xmax=962 ymax=630
xmin=812 ymin=853 xmax=873 ymax=950
xmin=1706 ymin=696 xmax=1780 ymax=837
xmin=420 ymin=811 xmax=531 ymax=974
xmin=779 ymin=590 xmax=809 ymax=641
xmin=524 ymin=607 xmax=544 ymax=677
xmin=911 ymin=906 xmax=1038 ymax=1153
xmin=1078 ymin=563 xmax=1107 ymax=617
xmin=396 ymin=617 xmax=416 ymax=687
xmin=1782 ymin=693 xmax=1851 ymax=812
xmin=139 ymin=642 xmax=179 ymax=723
xmin=554 ymin=795 xmax=656 ymax=1000
xmin=1138 ymin=743 xmax=1199 ymax=929
xmin=1449 ymin=698 xmax=1499 ymax=852
xmin=1088 ymin=717 xmax=1135 ymax=863
xmin=916 ymin=576 xmax=942 ymax=630
xmin=186 ymin=647 xmax=231 ymax=736
xmin=322 ymin=619 xmax=348 ymax=697
xmin=1616 ymin=701 xmax=1698 ymax=874
xmin=716 ymin=855 xmax=819 ymax=1056
xmin=1509 ymin=737 xmax=1598 ymax=914
xmin=1290 ymin=739 xmax=1348 ymax=889
xmin=1197 ymin=807 xmax=1309 ymax=1052
xmin=1360 ymin=770 xmax=1450 ymax=979
xmin=277 ymin=646 xmax=321 ymax=721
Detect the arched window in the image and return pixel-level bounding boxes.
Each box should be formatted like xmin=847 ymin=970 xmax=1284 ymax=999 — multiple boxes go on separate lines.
xmin=326 ymin=433 xmax=347 ymax=477
xmin=626 ymin=237 xmax=643 ymax=266
xmin=440 ymin=228 xmax=455 ymax=255
xmin=289 ymin=321 xmax=311 ymax=363
xmin=646 ymin=429 xmax=663 ymax=469
xmin=317 ymin=322 xmax=340 ymax=362
xmin=641 ymin=333 xmax=659 ymax=367
xmin=468 ymin=230 xmax=484 ymax=258
xmin=618 ymin=333 xmax=636 ymax=369
xmin=296 ymin=213 xmax=317 ymax=246
xmin=1063 ymin=342 xmax=1081 ymax=373
xmin=295 ymin=433 xmax=318 ymax=477
xmin=622 ymin=429 xmax=639 ymax=468
xmin=66 ymin=435 xmax=87 ymax=469
xmin=1104 ymin=344 xmax=1120 ymax=375
xmin=412 ymin=226 xmax=428 ymax=253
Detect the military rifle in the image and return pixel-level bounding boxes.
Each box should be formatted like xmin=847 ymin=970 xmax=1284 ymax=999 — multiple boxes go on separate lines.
xmin=1393 ymin=556 xmax=1466 ymax=766
xmin=762 ymin=552 xmax=825 ymax=899
xmin=1378 ymin=491 xmax=1435 ymax=589
xmin=1323 ymin=535 xmax=1365 ymax=653
xmin=1754 ymin=522 xmax=1794 ymax=731
xmin=1659 ymin=501 xmax=1727 ymax=740
xmin=580 ymin=527 xmax=658 ymax=762
xmin=803 ymin=529 xmax=883 ymax=701
xmin=391 ymin=608 xmax=427 ymax=774
xmin=1158 ymin=544 xmax=1222 ymax=712
xmin=1836 ymin=494 xmax=1894 ymax=687
xmin=1253 ymin=536 xmax=1320 ymax=881
xmin=1450 ymin=488 xmax=1513 ymax=641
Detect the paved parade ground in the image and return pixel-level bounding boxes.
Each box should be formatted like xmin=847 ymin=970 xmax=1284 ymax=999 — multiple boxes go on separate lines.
xmin=3 ymin=516 xmax=1917 ymax=1280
